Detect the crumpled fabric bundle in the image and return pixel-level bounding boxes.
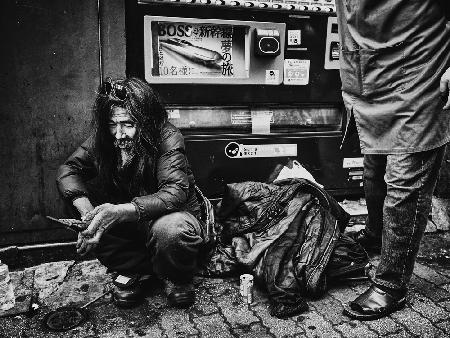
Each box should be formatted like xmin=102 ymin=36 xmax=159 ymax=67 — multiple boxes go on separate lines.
xmin=200 ymin=179 xmax=351 ymax=318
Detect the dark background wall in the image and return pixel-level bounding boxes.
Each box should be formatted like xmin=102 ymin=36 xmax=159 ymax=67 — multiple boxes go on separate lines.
xmin=0 ymin=0 xmax=449 ymax=248
xmin=0 ymin=0 xmax=125 ymax=246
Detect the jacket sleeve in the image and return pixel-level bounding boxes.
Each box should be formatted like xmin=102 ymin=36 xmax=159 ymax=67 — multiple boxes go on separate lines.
xmin=132 ymin=128 xmax=190 ymax=220
xmin=56 ymin=136 xmax=98 ymax=201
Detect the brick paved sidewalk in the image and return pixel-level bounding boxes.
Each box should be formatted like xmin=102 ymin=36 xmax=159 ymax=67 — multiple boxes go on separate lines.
xmin=0 ymin=253 xmax=449 ymax=338
xmin=1 ymin=200 xmax=450 ymax=337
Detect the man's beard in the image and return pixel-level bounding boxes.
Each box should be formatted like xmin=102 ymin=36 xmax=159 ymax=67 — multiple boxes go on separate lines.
xmin=114 ymin=138 xmax=137 ymax=172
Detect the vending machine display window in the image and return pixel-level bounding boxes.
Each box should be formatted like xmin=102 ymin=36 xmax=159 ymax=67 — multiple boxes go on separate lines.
xmin=144 ymin=16 xmax=286 ymax=85
xmin=167 ymin=106 xmax=342 ymax=134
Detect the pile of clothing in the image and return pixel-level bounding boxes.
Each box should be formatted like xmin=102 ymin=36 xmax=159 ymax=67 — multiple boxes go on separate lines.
xmin=201 ymin=178 xmax=368 ymax=318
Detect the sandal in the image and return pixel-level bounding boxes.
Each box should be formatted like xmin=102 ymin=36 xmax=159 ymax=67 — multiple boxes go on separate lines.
xmin=343 ymin=284 xmax=406 ymax=321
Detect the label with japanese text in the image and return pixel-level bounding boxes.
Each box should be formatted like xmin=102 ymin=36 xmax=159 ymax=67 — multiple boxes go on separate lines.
xmin=287 ymin=30 xmax=301 ymax=46
xmin=284 ymin=59 xmax=310 ymax=85
xmin=343 ymin=157 xmax=364 ymax=168
xmin=265 ymin=70 xmax=280 ymax=84
xmin=225 ymin=142 xmax=297 ymax=158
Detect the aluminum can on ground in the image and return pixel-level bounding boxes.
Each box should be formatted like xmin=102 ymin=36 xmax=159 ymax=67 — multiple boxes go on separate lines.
xmin=239 ymin=274 xmax=253 ymax=304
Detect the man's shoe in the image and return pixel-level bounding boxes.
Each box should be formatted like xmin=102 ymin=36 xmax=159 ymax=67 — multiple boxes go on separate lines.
xmin=112 ymin=274 xmax=152 ymax=308
xmin=348 ymin=229 xmax=382 ymax=253
xmin=343 ymin=284 xmax=407 ymax=321
xmin=162 ymin=278 xmax=195 ymax=308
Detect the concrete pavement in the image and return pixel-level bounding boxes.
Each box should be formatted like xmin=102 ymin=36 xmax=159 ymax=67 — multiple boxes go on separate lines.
xmin=0 ymin=246 xmax=449 ymax=337
xmin=0 ymin=202 xmax=449 ymax=337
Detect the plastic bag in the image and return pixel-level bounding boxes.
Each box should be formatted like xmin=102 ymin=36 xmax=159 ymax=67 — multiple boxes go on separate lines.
xmin=273 ymin=160 xmax=323 ymax=187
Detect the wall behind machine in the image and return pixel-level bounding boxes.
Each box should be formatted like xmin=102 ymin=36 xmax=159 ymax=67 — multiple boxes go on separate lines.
xmin=0 ymin=0 xmax=126 ymax=247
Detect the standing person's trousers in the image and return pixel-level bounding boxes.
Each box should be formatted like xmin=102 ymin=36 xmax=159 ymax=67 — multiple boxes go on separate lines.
xmin=363 ymin=145 xmax=446 ymax=291
xmin=95 ymin=211 xmax=205 ymax=282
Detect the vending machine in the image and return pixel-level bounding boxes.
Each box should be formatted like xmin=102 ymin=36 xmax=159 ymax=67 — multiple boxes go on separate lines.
xmin=126 ymin=0 xmax=363 ymax=198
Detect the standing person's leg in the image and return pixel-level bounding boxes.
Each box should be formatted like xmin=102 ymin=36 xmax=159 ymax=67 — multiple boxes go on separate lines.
xmin=344 ymin=145 xmax=446 ymax=320
xmin=375 ymin=145 xmax=446 ymax=291
xmin=350 ymin=154 xmax=387 ymax=252
xmin=146 ymin=211 xmax=204 ymax=308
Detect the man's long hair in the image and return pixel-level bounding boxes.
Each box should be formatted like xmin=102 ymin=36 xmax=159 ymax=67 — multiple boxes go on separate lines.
xmin=92 ymin=77 xmax=168 ymax=196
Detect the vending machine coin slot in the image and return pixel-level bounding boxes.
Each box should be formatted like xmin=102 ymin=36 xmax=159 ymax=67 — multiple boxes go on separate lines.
xmin=324 ymin=16 xmax=339 ymax=69
xmin=330 ymin=41 xmax=340 ymax=60
xmin=255 ymin=29 xmax=281 ymax=56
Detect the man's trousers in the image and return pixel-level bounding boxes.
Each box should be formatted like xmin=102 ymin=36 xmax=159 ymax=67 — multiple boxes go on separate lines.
xmin=95 ymin=211 xmax=205 ymax=282
xmin=363 ymin=145 xmax=446 ymax=291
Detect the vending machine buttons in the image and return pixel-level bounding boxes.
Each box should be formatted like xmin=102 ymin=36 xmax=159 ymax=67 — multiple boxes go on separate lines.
xmin=139 ymin=0 xmax=336 ymax=13
xmin=324 ymin=16 xmax=340 ymax=69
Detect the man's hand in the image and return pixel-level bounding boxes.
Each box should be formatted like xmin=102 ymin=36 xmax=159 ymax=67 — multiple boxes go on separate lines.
xmin=76 ymin=232 xmax=97 ymax=256
xmin=440 ymin=67 xmax=450 ymax=110
xmin=76 ymin=202 xmax=139 ymax=255
xmin=77 ymin=203 xmax=121 ymax=254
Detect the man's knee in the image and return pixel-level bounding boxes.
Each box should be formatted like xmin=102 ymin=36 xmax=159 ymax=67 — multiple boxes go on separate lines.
xmin=150 ymin=212 xmax=200 ymax=246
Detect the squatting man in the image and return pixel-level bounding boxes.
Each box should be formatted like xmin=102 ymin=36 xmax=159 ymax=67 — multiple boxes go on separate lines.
xmin=57 ymin=77 xmax=206 ymax=308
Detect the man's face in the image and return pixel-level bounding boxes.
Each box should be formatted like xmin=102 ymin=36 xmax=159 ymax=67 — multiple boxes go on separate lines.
xmin=109 ymin=107 xmax=137 ymax=150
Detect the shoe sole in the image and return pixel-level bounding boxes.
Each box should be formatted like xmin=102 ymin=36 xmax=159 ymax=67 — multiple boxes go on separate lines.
xmin=112 ymin=293 xmax=142 ymax=309
xmin=167 ymin=292 xmax=195 ymax=309
xmin=342 ymin=298 xmax=406 ymax=321
xmin=169 ymin=300 xmax=195 ymax=309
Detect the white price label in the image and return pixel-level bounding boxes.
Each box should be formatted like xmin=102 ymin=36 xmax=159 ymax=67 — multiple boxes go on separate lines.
xmin=343 ymin=157 xmax=364 ymax=168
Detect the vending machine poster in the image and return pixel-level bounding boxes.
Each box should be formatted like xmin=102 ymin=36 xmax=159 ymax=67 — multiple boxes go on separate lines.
xmin=151 ymin=21 xmax=246 ymax=79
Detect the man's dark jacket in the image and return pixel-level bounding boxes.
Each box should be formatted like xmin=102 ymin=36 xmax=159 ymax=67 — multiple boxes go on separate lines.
xmin=56 ymin=122 xmax=200 ymax=220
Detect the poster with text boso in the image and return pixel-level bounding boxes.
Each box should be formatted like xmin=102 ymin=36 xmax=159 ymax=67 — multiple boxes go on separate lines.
xmin=150 ymin=21 xmax=247 ymax=79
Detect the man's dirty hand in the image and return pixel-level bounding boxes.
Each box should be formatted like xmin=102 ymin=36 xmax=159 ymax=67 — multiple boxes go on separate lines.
xmin=440 ymin=67 xmax=450 ymax=109
xmin=79 ymin=203 xmax=121 ymax=253
xmin=76 ymin=232 xmax=96 ymax=256
xmin=75 ymin=202 xmax=138 ymax=255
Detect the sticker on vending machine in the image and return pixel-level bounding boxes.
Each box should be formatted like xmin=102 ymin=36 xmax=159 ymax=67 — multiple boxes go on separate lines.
xmin=287 ymin=30 xmax=301 ymax=46
xmin=265 ymin=69 xmax=279 ymax=84
xmin=283 ymin=59 xmax=310 ymax=85
xmin=167 ymin=109 xmax=180 ymax=119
